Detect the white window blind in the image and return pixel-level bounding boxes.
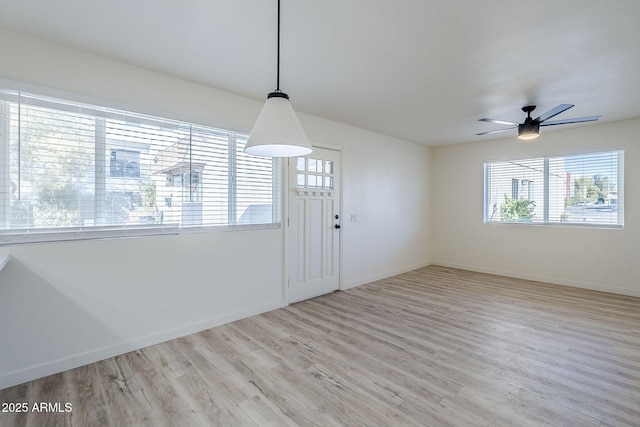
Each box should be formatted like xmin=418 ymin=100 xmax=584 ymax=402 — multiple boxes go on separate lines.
xmin=0 ymin=89 xmax=280 ymax=244
xmin=234 ymin=133 xmax=280 ymax=225
xmin=485 ymin=150 xmax=623 ymax=226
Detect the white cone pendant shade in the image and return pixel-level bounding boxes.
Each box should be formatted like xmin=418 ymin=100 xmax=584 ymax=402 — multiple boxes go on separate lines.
xmin=244 ymin=0 xmax=312 ymax=158
xmin=245 ymin=92 xmax=312 ymax=157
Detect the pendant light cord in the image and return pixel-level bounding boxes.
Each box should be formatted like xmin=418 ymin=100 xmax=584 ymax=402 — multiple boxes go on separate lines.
xmin=276 ymin=0 xmax=281 ymax=92
xmin=267 ymin=0 xmax=288 ymax=100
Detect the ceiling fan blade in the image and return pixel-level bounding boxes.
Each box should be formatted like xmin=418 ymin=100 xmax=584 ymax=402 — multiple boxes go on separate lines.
xmin=535 ymin=104 xmax=574 ymax=122
xmin=479 ymin=118 xmax=518 ymax=126
xmin=540 ymin=116 xmax=601 ymax=126
xmin=476 ymin=126 xmax=517 ymax=136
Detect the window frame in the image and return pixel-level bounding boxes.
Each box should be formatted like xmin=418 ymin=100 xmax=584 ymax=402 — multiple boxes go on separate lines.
xmin=484 ymin=149 xmax=624 ymax=228
xmin=0 ymin=84 xmax=281 ymax=246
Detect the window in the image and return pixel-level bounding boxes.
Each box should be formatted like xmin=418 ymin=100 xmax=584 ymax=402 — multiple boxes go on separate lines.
xmin=296 ymin=157 xmax=334 ymax=190
xmin=485 ymin=150 xmax=623 ymax=226
xmin=0 ymin=89 xmax=280 ymax=244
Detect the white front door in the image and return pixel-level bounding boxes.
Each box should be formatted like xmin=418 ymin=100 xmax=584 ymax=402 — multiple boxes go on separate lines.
xmin=287 ymin=146 xmax=341 ymax=303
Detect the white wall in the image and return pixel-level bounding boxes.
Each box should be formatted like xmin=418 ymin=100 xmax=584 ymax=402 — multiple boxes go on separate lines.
xmin=432 ymin=118 xmax=640 ymax=297
xmin=0 ymin=30 xmax=432 ymax=389
xmin=0 ymin=230 xmax=284 ymax=389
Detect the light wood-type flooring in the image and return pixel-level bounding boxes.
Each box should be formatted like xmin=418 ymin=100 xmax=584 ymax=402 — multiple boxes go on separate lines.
xmin=1 ymin=265 xmax=640 ymax=426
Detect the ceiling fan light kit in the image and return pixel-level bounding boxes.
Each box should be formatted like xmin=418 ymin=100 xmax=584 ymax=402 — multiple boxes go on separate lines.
xmin=244 ymin=0 xmax=312 ymax=158
xmin=517 ymin=126 xmax=539 ymax=141
xmin=517 ymin=105 xmax=540 ymax=141
xmin=477 ymin=104 xmax=601 ymax=141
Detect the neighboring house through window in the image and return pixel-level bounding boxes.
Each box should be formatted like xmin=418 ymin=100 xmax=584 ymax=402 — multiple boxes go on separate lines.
xmin=485 ymin=150 xmax=623 ymax=226
xmin=0 ymin=88 xmax=280 ymax=244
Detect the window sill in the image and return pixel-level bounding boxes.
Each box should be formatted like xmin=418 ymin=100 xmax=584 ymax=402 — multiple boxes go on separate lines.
xmin=0 ymin=223 xmax=281 ymax=246
xmin=484 ymin=220 xmax=623 ymax=230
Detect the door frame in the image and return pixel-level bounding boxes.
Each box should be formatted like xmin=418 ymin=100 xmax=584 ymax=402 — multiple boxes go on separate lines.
xmin=283 ymin=142 xmax=343 ymax=305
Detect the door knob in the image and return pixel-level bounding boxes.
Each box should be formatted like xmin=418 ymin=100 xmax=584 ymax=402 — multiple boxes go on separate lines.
xmin=335 ymin=224 xmax=341 ymax=229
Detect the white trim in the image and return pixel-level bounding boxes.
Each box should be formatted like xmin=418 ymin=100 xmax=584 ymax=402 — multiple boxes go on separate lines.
xmin=0 ymin=226 xmax=180 ymax=246
xmin=307 ymin=139 xmax=342 ymax=152
xmin=431 ymin=260 xmax=640 ymax=298
xmin=482 ymin=221 xmax=624 ymax=230
xmin=0 ymin=299 xmax=285 ymax=390
xmin=0 ymin=222 xmax=281 ymax=246
xmin=342 ymin=261 xmax=432 ymax=290
xmin=282 ymin=157 xmax=291 ymax=305
xmin=295 ymin=189 xmax=334 ymax=197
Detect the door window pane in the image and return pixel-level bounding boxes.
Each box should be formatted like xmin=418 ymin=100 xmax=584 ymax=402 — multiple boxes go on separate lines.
xmin=295 ymin=156 xmax=335 ymax=191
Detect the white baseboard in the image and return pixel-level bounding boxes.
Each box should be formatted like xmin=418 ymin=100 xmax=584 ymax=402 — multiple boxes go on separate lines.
xmin=342 ymin=260 xmax=432 ymax=290
xmin=431 ymin=261 xmax=640 ymax=298
xmin=0 ymin=299 xmax=285 ymax=390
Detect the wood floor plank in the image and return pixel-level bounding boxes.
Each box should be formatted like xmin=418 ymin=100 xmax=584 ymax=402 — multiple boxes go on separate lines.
xmin=2 ymin=265 xmax=640 ymax=426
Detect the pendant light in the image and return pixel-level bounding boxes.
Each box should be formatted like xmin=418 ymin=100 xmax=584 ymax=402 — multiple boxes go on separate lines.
xmin=244 ymin=0 xmax=312 ymax=157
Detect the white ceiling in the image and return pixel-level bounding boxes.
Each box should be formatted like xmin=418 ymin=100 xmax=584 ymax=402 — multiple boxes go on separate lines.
xmin=0 ymin=0 xmax=639 ymax=147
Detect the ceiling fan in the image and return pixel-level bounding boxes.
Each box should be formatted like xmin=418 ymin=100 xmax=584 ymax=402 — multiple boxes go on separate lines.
xmin=476 ymin=104 xmax=601 ymax=141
